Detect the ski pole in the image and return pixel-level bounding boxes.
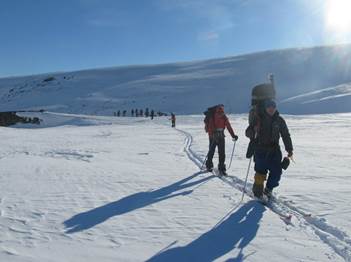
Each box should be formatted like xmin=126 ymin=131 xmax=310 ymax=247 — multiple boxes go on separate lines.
xmin=200 ymin=154 xmax=208 ymax=170
xmin=241 ymin=156 xmax=253 ymax=202
xmin=227 ymin=140 xmax=236 ymax=170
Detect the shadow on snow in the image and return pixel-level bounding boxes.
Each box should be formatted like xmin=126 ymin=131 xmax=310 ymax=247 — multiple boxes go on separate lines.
xmin=63 ymin=171 xmax=214 ymax=233
xmin=147 ymin=200 xmax=266 ymax=262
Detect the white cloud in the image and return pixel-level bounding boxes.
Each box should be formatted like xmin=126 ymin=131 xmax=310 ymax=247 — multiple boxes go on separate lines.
xmin=198 ymin=31 xmax=220 ymax=41
xmin=157 ymin=0 xmax=242 ymax=40
xmin=81 ymin=4 xmax=131 ymax=28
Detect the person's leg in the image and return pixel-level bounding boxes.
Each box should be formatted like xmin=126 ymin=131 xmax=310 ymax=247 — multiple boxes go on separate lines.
xmin=266 ymin=150 xmax=283 ymax=191
xmin=253 ymin=151 xmax=268 ymax=197
xmin=218 ymin=136 xmax=226 ymax=171
xmin=206 ymin=137 xmax=216 ymax=170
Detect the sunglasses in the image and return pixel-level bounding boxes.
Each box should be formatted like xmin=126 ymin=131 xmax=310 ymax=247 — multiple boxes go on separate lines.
xmin=265 ymin=101 xmax=276 ymax=108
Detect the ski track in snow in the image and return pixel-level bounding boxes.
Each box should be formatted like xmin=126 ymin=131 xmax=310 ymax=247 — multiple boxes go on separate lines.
xmin=176 ymin=127 xmax=351 ymax=262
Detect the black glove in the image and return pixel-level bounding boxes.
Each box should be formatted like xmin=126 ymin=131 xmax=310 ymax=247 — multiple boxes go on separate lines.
xmin=232 ymin=135 xmax=239 ymax=141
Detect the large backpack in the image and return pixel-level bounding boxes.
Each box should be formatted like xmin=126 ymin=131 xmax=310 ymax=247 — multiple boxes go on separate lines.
xmin=248 ymin=83 xmax=276 ymax=126
xmin=246 ymin=82 xmax=276 ymax=158
xmin=203 ymin=104 xmax=222 ymax=132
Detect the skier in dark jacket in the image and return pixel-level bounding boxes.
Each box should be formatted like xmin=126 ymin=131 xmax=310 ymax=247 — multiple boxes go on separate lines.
xmin=246 ymin=100 xmax=293 ymax=198
xmin=205 ymin=105 xmax=238 ymax=175
xmin=171 ymin=113 xmax=176 ymax=127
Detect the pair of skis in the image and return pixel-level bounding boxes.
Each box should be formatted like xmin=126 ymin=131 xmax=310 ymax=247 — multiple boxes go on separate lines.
xmin=206 ymin=167 xmax=228 ymax=177
xmin=207 ymin=167 xmax=294 ymax=225
xmin=254 ymin=195 xmax=293 ymax=224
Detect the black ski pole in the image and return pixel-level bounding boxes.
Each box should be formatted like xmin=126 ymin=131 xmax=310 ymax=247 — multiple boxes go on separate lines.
xmin=227 ymin=140 xmax=236 ymax=170
xmin=241 ymin=156 xmax=253 ymax=202
xmin=200 ymin=154 xmax=208 ymax=170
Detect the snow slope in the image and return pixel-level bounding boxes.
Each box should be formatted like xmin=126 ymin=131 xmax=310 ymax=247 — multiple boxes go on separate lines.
xmin=280 ymin=83 xmax=351 ymax=114
xmin=1 ymin=112 xmax=350 ymax=261
xmin=1 ymin=44 xmax=351 ymax=115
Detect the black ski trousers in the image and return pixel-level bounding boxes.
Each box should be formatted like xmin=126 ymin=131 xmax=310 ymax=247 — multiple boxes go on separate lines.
xmin=206 ymin=132 xmax=226 ymax=171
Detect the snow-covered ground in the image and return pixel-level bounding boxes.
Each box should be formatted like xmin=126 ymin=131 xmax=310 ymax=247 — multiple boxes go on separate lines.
xmin=0 ymin=112 xmax=350 ymax=261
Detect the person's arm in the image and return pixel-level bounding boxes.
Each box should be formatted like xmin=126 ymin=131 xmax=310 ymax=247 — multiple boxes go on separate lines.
xmin=204 ymin=119 xmax=209 ymax=133
xmin=225 ymin=116 xmax=236 ymax=138
xmin=205 ymin=117 xmax=213 ymax=136
xmin=245 ymin=125 xmax=255 ymax=139
xmin=280 ymin=117 xmax=293 ymax=156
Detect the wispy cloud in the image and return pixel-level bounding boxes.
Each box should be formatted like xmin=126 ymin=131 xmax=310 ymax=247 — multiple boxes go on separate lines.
xmin=79 ymin=3 xmax=131 ymax=28
xmin=156 ymin=0 xmax=247 ymax=41
xmin=198 ymin=31 xmax=220 ymax=41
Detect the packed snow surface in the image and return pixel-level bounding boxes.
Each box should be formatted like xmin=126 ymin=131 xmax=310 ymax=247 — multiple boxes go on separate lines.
xmin=0 ymin=112 xmax=350 ymax=261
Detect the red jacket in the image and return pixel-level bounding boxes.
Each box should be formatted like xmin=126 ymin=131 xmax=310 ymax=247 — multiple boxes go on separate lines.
xmin=205 ymin=112 xmax=235 ymax=137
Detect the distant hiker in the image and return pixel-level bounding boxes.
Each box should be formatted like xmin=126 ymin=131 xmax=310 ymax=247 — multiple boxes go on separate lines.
xmin=246 ymin=99 xmax=293 ymax=198
xmin=117 ymin=110 xmax=120 ymax=117
xmin=122 ymin=110 xmax=126 ymax=117
xmin=131 ymin=109 xmax=134 ymax=117
xmin=135 ymin=109 xmax=139 ymax=117
xmin=171 ymin=113 xmax=176 ymax=127
xmin=204 ymin=104 xmax=238 ymax=175
xmin=150 ymin=110 xmax=155 ymax=120
xmin=145 ymin=108 xmax=149 ymax=117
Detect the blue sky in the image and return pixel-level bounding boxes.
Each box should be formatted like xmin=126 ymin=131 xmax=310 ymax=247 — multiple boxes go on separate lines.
xmin=1 ymin=0 xmax=350 ymax=77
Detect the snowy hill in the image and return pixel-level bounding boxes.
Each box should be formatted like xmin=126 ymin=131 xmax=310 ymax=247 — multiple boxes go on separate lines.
xmin=1 ymin=44 xmax=351 ymax=115
xmin=280 ymin=82 xmax=351 ymax=114
xmin=1 ymin=112 xmax=350 ymax=261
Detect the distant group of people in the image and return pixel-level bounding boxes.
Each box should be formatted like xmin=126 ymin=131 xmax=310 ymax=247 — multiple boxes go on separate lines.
xmin=114 ymin=110 xmax=127 ymax=117
xmin=113 ymin=108 xmax=173 ymax=123
xmin=113 ymin=108 xmax=157 ymax=119
xmin=130 ymin=108 xmax=154 ymax=118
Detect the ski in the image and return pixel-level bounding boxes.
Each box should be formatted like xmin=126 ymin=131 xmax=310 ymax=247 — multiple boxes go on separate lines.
xmin=201 ymin=167 xmax=294 ymax=223
xmin=254 ymin=195 xmax=293 ymax=224
xmin=212 ymin=168 xmax=228 ymax=177
xmin=200 ymin=168 xmax=213 ymax=173
xmin=218 ymin=171 xmax=228 ymax=177
xmin=214 ymin=172 xmax=294 ymax=224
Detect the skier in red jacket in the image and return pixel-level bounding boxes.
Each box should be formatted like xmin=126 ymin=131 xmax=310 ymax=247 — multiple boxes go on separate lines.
xmin=204 ymin=104 xmax=238 ymax=175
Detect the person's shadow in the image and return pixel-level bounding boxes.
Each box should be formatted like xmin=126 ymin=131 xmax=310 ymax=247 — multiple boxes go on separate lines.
xmin=63 ymin=171 xmax=214 ymax=233
xmin=147 ymin=200 xmax=265 ymax=262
